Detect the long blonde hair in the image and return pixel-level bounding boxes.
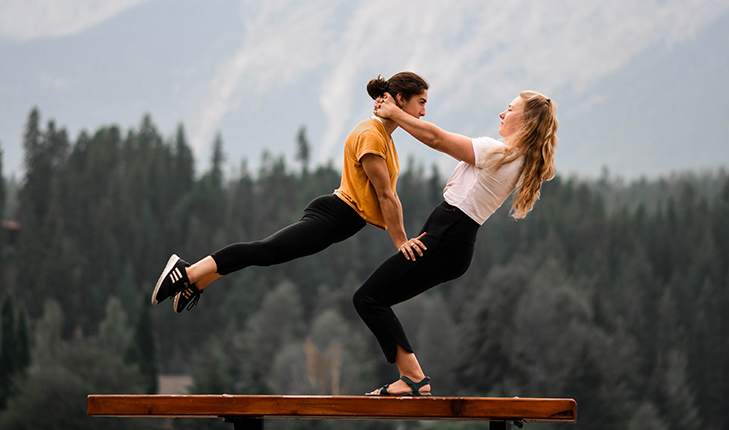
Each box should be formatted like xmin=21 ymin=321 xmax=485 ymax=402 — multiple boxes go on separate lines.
xmin=485 ymin=91 xmax=558 ymax=219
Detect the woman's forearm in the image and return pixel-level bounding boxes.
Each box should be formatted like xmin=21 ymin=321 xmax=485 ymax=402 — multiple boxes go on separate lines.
xmin=379 ymin=101 xmax=475 ymax=164
xmin=389 ymin=108 xmax=442 ymax=150
xmin=378 ymin=191 xmax=408 ymax=248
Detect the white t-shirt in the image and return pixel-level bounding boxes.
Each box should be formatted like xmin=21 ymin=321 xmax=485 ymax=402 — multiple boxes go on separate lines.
xmin=443 ymin=137 xmax=524 ymax=225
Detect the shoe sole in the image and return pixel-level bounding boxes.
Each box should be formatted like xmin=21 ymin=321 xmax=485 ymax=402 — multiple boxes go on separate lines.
xmin=173 ymin=291 xmax=183 ymax=313
xmin=365 ymin=391 xmax=432 ymax=397
xmin=151 ymin=254 xmax=181 ymax=305
xmin=173 ymin=288 xmax=193 ymax=314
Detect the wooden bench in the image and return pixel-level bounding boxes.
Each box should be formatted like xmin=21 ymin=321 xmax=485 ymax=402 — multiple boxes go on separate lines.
xmin=87 ymin=394 xmax=577 ymax=429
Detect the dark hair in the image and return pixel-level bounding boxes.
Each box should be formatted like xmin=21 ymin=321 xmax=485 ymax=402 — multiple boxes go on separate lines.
xmin=366 ymin=72 xmax=428 ymax=103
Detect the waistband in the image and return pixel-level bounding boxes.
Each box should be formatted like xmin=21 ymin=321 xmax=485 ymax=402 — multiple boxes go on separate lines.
xmin=423 ymin=201 xmax=480 ymax=244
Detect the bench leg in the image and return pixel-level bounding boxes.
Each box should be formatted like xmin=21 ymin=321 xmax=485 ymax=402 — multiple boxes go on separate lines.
xmin=224 ymin=418 xmax=264 ymax=430
xmin=490 ymin=421 xmax=511 ymax=430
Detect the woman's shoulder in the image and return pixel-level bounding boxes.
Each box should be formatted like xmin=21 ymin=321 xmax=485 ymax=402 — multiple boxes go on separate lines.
xmin=345 ymin=118 xmax=390 ymax=157
xmin=352 ymin=118 xmax=389 ymax=142
xmin=472 ymin=135 xmax=503 ymax=147
xmin=472 ymin=136 xmax=504 ymax=154
xmin=347 ymin=118 xmax=382 ymax=137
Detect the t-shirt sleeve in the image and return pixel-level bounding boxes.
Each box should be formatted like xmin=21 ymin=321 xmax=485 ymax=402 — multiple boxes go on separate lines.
xmin=472 ymin=136 xmax=503 ymax=166
xmin=355 ymin=129 xmax=387 ymax=161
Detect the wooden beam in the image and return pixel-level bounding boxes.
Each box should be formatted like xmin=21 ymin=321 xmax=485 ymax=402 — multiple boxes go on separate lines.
xmin=87 ymin=395 xmax=577 ymax=423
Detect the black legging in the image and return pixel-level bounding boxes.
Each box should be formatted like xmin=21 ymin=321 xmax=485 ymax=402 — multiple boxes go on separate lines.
xmin=211 ymin=194 xmax=366 ymax=276
xmin=353 ymin=201 xmax=479 ymax=363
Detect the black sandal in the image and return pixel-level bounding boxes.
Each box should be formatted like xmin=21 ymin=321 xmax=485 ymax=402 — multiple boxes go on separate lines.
xmin=367 ymin=376 xmax=431 ymax=396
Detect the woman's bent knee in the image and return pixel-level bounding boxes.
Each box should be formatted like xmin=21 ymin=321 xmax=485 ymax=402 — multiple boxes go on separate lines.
xmin=352 ymin=289 xmax=366 ymax=312
xmin=352 ymin=288 xmax=378 ymax=316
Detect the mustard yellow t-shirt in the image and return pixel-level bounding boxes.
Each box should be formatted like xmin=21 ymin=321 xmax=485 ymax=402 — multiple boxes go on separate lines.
xmin=334 ymin=118 xmax=399 ymax=230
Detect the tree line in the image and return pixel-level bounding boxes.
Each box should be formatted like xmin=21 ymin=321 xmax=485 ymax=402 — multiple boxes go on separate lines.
xmin=0 ymin=108 xmax=727 ymax=430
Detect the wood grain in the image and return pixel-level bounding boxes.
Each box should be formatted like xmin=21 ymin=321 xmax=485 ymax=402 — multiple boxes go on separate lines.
xmin=87 ymin=395 xmax=577 ymax=423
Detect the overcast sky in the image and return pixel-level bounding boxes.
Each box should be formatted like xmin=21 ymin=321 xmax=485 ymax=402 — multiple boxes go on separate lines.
xmin=1 ymin=0 xmax=728 ymax=181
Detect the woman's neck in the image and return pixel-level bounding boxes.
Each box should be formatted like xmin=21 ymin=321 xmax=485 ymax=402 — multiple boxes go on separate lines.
xmin=504 ymin=136 xmax=519 ymax=150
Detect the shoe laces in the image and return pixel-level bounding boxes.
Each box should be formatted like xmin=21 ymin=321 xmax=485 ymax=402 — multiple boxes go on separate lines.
xmin=186 ymin=291 xmax=201 ymax=311
xmin=181 ymin=286 xmax=202 ymax=311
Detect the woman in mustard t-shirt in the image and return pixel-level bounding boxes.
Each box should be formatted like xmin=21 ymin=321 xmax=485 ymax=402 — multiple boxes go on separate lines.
xmin=152 ymin=72 xmax=430 ymax=313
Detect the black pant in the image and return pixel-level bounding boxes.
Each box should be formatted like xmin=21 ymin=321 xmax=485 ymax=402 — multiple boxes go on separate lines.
xmin=212 ymin=194 xmax=366 ymax=276
xmin=353 ymin=201 xmax=479 ymax=363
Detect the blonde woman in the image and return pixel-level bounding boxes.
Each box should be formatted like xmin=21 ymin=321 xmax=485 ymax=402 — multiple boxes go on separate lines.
xmin=355 ymin=90 xmax=558 ymax=396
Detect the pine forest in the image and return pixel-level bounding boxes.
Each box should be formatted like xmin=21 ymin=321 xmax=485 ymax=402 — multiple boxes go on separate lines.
xmin=0 ymin=109 xmax=728 ymax=430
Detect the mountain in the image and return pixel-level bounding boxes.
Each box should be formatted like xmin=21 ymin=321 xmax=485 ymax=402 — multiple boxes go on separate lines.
xmin=1 ymin=0 xmax=728 ymax=180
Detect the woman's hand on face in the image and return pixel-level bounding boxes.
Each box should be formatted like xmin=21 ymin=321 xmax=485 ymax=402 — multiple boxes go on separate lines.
xmin=373 ymin=93 xmax=398 ymax=119
xmin=397 ymin=232 xmax=427 ymax=261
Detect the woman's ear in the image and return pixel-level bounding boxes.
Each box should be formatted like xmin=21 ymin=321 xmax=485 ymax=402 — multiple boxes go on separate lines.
xmin=395 ymin=93 xmax=405 ymax=108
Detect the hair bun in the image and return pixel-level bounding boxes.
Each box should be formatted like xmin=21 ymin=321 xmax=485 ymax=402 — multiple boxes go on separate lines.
xmin=367 ymin=75 xmax=389 ymax=100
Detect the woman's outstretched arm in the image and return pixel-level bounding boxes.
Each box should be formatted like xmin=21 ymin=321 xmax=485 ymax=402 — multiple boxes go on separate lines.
xmin=375 ymin=94 xmax=475 ymax=165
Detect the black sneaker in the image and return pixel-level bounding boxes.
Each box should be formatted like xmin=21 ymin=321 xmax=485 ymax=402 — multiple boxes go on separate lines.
xmin=151 ymin=254 xmax=191 ymax=305
xmin=174 ymin=284 xmax=203 ymax=313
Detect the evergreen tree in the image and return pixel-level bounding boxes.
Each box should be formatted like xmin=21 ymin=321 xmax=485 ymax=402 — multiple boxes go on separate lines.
xmin=183 ymin=336 xmax=233 ymax=430
xmin=0 ymin=140 xmax=5 ymax=276
xmin=210 ymin=132 xmax=225 ymax=187
xmin=191 ymin=336 xmax=233 ymax=394
xmin=241 ymin=281 xmax=304 ymax=392
xmin=4 ymin=107 xmax=729 ymax=429
xmin=562 ymin=345 xmax=624 ymax=430
xmin=253 ymin=151 xmax=300 ymax=245
xmin=455 ymin=258 xmax=535 ymax=395
xmin=0 ymin=296 xmax=30 ymax=410
xmin=399 ymin=293 xmax=458 ymax=395
xmin=44 ymin=119 xmax=70 ymax=172
xmin=173 ymin=123 xmax=195 ymax=193
xmin=15 ymin=111 xmax=46 ymax=318
xmin=125 ymin=298 xmax=158 ymax=394
xmin=33 ymin=301 xmax=64 ymax=367
xmin=15 ymin=306 xmax=30 ymax=377
xmin=295 ymin=124 xmax=310 ymax=174
xmin=225 ymin=158 xmax=255 ymax=240
xmin=626 ymin=402 xmax=667 ymax=430
xmin=0 ymin=140 xmax=4 ymax=219
xmin=19 ymin=108 xmax=45 ymax=223
xmin=16 ymin=113 xmax=74 ymax=322
xmin=185 ymin=132 xmax=227 ymax=258
xmin=194 ymin=133 xmax=225 ymax=224
xmin=97 ymin=297 xmax=133 ymax=356
xmin=19 ymin=116 xmax=69 ymax=225
xmin=0 ymin=295 xmax=17 ymax=409
xmin=0 ymin=303 xmax=152 ymax=430
xmin=661 ymin=349 xmax=702 ymax=430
